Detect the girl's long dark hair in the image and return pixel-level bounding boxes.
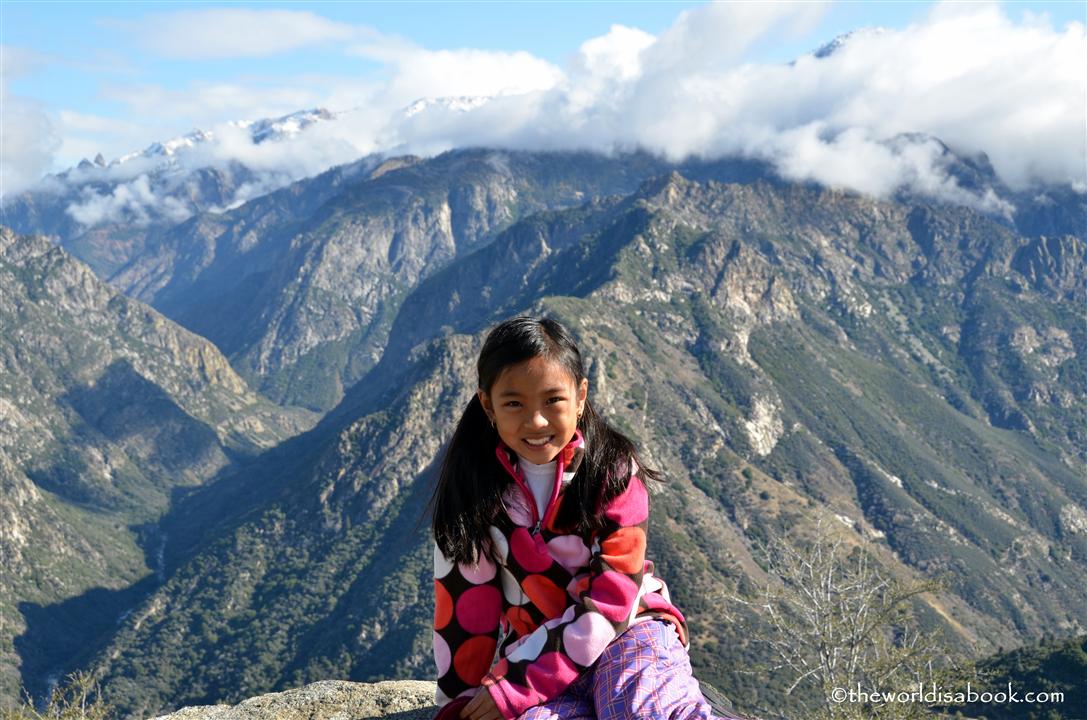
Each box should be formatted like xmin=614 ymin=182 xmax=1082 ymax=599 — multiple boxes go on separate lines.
xmin=430 ymin=316 xmax=660 ymax=565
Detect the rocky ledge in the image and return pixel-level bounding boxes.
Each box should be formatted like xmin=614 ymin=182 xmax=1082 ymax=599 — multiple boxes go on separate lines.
xmin=150 ymin=680 xmax=438 ymax=720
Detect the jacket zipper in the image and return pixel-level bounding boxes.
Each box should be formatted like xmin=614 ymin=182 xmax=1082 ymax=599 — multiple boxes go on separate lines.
xmin=496 ymin=444 xmax=567 ymax=535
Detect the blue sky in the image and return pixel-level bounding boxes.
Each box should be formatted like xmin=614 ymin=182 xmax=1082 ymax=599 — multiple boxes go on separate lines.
xmin=1 ymin=1 xmax=1084 ymax=199
xmin=7 ymin=2 xmax=1082 ymax=124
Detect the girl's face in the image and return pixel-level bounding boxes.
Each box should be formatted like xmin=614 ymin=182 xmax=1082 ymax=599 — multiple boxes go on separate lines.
xmin=479 ymin=355 xmax=588 ymax=464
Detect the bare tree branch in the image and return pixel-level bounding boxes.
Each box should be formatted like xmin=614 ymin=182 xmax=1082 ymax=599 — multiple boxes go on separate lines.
xmin=721 ymin=518 xmax=956 ymax=719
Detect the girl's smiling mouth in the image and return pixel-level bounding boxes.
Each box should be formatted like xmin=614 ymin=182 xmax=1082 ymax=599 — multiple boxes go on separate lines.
xmin=524 ymin=435 xmax=554 ymax=447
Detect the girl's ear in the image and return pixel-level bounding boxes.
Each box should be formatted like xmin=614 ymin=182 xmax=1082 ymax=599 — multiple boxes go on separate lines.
xmin=478 ymin=389 xmax=493 ymax=418
xmin=577 ymin=377 xmax=588 ymax=413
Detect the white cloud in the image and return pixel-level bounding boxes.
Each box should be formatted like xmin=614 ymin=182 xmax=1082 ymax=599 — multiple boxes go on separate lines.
xmin=575 ymin=24 xmax=655 ymax=82
xmin=767 ymin=125 xmax=1014 ymax=216
xmin=1 ymin=46 xmax=62 ymax=197
xmin=348 ymin=38 xmax=564 ymax=105
xmin=66 ymin=174 xmax=192 ymax=226
xmin=645 ymin=1 xmax=829 ymax=73
xmin=0 ymin=95 xmax=61 ymax=198
xmin=196 ymin=120 xmax=362 ymax=182
xmin=122 ymin=9 xmax=363 ymax=59
xmin=380 ymin=0 xmax=1084 ymax=206
xmin=803 ymin=2 xmax=1087 ymax=190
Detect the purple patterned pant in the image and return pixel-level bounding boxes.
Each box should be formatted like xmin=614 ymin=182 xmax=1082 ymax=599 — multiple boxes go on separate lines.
xmin=515 ymin=620 xmax=737 ymax=720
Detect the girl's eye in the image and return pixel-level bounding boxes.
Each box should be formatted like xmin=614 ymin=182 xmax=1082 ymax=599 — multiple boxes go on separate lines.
xmin=548 ymin=397 xmax=564 ymax=404
xmin=504 ymin=401 xmax=521 ymax=408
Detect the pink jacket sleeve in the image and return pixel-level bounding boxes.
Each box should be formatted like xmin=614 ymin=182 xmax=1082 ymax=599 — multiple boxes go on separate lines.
xmin=481 ymin=472 xmax=651 ymax=719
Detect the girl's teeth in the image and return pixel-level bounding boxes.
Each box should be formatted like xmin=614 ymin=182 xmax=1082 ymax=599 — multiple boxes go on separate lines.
xmin=525 ymin=437 xmax=552 ymax=446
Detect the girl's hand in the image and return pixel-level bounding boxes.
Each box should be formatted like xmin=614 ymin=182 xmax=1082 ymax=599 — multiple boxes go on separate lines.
xmin=459 ymin=689 xmax=502 ymax=720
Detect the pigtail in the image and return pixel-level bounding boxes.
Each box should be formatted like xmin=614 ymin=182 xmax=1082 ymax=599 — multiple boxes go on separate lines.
xmin=429 ymin=394 xmax=508 ymax=565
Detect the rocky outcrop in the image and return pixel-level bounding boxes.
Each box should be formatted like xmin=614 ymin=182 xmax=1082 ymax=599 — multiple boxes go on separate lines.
xmin=1011 ymin=234 xmax=1086 ymax=301
xmin=150 ymin=681 xmax=437 ymax=720
xmin=147 ymin=679 xmax=749 ymax=720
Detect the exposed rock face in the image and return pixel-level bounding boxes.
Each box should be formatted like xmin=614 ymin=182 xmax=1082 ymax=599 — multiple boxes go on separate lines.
xmin=743 ymin=396 xmax=785 ymax=457
xmin=150 ymin=681 xmax=437 ymax=720
xmin=1011 ymin=234 xmax=1086 ymax=302
xmin=105 ymin=150 xmax=675 ymax=411
xmin=1060 ymin=504 xmax=1087 ymax=536
xmin=0 ymin=228 xmax=315 ymax=471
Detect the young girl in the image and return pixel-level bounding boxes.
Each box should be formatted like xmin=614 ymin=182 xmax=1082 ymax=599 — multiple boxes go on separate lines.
xmin=430 ymin=316 xmax=738 ymax=720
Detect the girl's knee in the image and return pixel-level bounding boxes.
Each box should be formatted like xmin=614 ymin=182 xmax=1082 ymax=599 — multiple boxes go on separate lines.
xmin=605 ymin=620 xmax=683 ymax=665
xmin=592 ymin=621 xmax=710 ymax=718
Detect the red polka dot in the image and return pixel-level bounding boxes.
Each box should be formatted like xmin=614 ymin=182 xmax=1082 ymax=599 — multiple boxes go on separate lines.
xmin=454 ymin=635 xmax=497 ymax=684
xmin=600 ymin=526 xmax=646 ymax=574
xmin=506 ymin=606 xmax=537 ymax=637
xmin=510 ymin=528 xmax=553 ymax=572
xmin=524 ymin=651 xmax=579 ymax=697
xmin=588 ymin=570 xmax=639 ymax=622
xmin=523 ymin=574 xmax=567 ymax=619
xmin=456 ymin=584 xmax=501 ymax=634
xmin=434 ymin=580 xmax=453 ymax=630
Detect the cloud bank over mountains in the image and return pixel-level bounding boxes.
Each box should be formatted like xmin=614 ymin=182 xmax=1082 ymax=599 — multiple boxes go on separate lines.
xmin=380 ymin=1 xmax=1083 ymax=198
xmin=4 ymin=1 xmax=1084 ymax=224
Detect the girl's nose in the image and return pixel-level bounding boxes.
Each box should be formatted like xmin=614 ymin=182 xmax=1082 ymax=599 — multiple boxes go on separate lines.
xmin=525 ymin=411 xmax=548 ymax=428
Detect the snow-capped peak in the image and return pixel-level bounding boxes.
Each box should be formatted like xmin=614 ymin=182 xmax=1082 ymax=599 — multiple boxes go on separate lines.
xmin=812 ymin=27 xmax=888 ymax=59
xmin=107 ymin=108 xmax=335 ymax=170
xmin=230 ymin=107 xmax=336 ymax=145
xmin=403 ymin=96 xmax=491 ymax=119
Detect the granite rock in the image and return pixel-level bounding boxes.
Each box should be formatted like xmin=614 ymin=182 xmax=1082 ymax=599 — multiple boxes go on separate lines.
xmin=150 ymin=681 xmax=437 ymax=720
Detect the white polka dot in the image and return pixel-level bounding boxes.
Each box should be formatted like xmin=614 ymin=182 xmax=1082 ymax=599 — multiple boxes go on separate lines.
xmin=501 ymin=567 xmax=527 ymax=605
xmin=433 ymin=631 xmax=451 ymax=676
xmin=541 ymin=605 xmax=577 ymax=631
xmin=547 ymin=535 xmax=590 ymax=571
xmin=434 ymin=544 xmax=454 ymax=579
xmin=488 ymin=525 xmax=509 ymax=563
xmin=460 ymin=552 xmax=497 ymax=584
xmin=507 ymin=625 xmax=548 ymax=663
xmin=562 ymin=611 xmax=616 ymax=667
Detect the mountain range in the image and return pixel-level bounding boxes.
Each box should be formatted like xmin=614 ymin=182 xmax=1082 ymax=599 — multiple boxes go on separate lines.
xmin=0 ymin=112 xmax=1084 ymax=719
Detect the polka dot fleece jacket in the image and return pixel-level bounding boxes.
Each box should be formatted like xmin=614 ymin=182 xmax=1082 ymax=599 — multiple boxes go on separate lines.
xmin=432 ymin=430 xmax=688 ymax=718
